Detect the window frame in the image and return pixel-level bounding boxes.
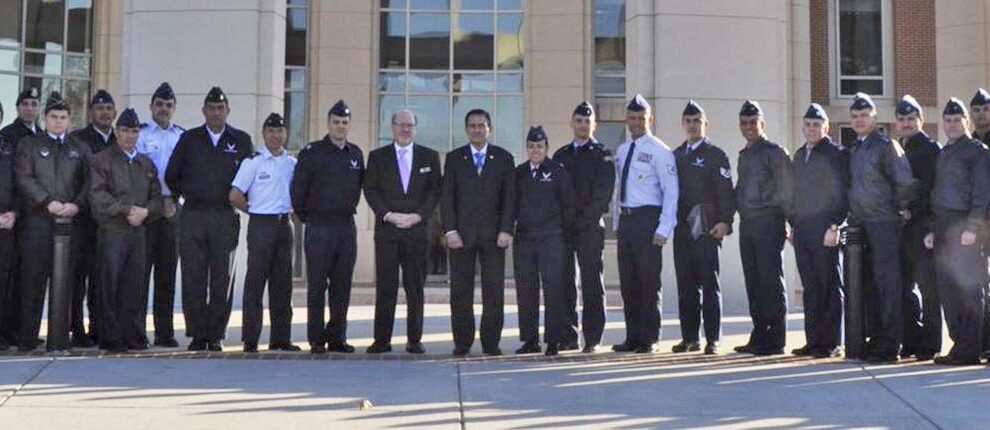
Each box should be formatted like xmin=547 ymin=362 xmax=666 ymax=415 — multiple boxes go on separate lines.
xmin=829 ymin=0 xmax=894 ymax=100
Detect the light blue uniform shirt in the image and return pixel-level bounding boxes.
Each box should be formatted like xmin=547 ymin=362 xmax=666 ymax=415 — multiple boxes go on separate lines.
xmin=136 ymin=122 xmax=184 ymax=196
xmin=613 ymin=132 xmax=679 ymax=238
xmin=231 ymin=147 xmax=297 ymax=215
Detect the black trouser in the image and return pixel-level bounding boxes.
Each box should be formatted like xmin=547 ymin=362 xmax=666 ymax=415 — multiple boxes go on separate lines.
xmin=514 ymin=233 xmax=566 ymax=345
xmin=98 ymin=228 xmax=146 ymax=348
xmin=739 ymin=213 xmax=787 ymax=351
xmin=901 ymin=218 xmax=941 ymax=355
xmin=792 ymin=218 xmax=843 ymax=351
xmin=373 ymin=228 xmax=427 ymax=345
xmin=305 ymin=221 xmax=356 ymax=345
xmin=616 ymin=206 xmax=663 ymax=346
xmin=144 ymin=214 xmax=178 ymax=340
xmin=242 ymin=214 xmax=294 ymax=346
xmin=449 ymin=236 xmax=505 ymax=351
xmin=561 ymin=226 xmax=606 ymax=347
xmin=0 ymin=228 xmax=14 ymax=344
xmin=934 ymin=212 xmax=986 ymax=361
xmin=178 ymin=207 xmax=238 ymax=342
xmin=860 ymin=220 xmax=904 ymax=357
xmin=673 ymin=225 xmax=722 ymax=344
xmin=18 ymin=215 xmax=76 ymax=345
xmin=72 ymin=218 xmax=99 ymax=340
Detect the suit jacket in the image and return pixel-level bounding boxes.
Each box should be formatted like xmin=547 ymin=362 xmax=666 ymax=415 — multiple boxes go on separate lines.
xmin=364 ymin=142 xmax=442 ymax=239
xmin=441 ymin=143 xmax=516 ymax=247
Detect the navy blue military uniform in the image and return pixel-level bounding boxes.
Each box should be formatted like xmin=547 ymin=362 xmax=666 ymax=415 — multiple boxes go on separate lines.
xmin=790 ymin=103 xmax=847 ymax=357
xmin=613 ymin=95 xmax=679 ymax=354
xmin=14 ymin=93 xmax=93 ymax=351
xmin=88 ymin=108 xmax=162 ymax=352
xmin=291 ymin=100 xmax=364 ymax=353
xmin=0 ymin=88 xmax=43 ymax=346
xmin=164 ymin=87 xmax=254 ymax=351
xmin=735 ymin=101 xmax=793 ymax=355
xmin=232 ymin=113 xmax=298 ymax=352
xmin=67 ymin=89 xmax=118 ymax=347
xmin=0 ymin=126 xmax=17 ymax=351
xmin=513 ymin=126 xmax=576 ymax=355
xmin=895 ymin=96 xmax=942 ymax=360
xmin=971 ymin=88 xmax=990 ymax=358
xmin=672 ymin=101 xmax=736 ymax=352
xmin=847 ymin=93 xmax=917 ymax=362
xmin=551 ymin=101 xmax=614 ymax=351
xmin=931 ymin=98 xmax=990 ymax=365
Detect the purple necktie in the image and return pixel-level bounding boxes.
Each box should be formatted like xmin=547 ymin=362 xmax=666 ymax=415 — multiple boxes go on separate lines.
xmin=398 ymin=148 xmax=410 ymax=193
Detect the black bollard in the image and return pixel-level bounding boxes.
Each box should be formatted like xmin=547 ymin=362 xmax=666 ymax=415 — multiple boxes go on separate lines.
xmin=47 ymin=217 xmax=74 ymax=352
xmin=843 ymin=224 xmax=866 ymax=360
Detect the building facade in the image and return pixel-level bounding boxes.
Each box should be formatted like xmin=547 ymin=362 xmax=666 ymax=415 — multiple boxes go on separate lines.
xmin=2 ymin=0 xmax=986 ymax=312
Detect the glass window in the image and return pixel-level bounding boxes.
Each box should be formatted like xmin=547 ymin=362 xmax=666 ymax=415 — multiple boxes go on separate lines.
xmin=25 ymin=0 xmax=65 ymax=52
xmin=378 ymin=1 xmax=524 ymax=155
xmin=594 ymin=0 xmax=625 ymax=97
xmin=837 ymin=0 xmax=886 ymax=96
xmin=286 ymin=6 xmax=307 ymax=67
xmin=66 ymin=0 xmax=93 ymax=53
xmin=284 ymin=1 xmax=309 ymax=151
xmin=0 ymin=2 xmax=22 ymax=49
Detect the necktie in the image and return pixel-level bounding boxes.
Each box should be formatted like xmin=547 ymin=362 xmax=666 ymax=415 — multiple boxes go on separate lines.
xmin=619 ymin=141 xmax=636 ymax=204
xmin=474 ymin=152 xmax=485 ymax=175
xmin=398 ymin=148 xmax=410 ymax=193
xmin=531 ymin=167 xmax=538 ymax=179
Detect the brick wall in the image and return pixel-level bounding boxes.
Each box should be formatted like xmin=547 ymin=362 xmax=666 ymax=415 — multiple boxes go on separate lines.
xmin=810 ymin=0 xmax=830 ymax=104
xmin=893 ymin=0 xmax=937 ymax=107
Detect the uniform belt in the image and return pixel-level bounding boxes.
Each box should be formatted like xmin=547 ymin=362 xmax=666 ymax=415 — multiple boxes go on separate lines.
xmin=250 ymin=213 xmax=291 ymax=222
xmin=618 ymin=205 xmax=661 ymax=216
xmin=183 ymin=200 xmax=230 ymax=210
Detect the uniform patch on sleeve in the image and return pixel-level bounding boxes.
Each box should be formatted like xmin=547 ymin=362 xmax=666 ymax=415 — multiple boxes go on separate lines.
xmin=720 ymin=167 xmax=732 ymax=179
xmin=667 ymin=164 xmax=676 ymax=175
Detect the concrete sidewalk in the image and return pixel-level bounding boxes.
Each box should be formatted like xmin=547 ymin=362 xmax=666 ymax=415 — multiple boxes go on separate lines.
xmin=1 ymin=305 xmax=987 ymax=429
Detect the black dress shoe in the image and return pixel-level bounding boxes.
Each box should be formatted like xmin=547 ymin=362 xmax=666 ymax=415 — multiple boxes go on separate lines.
xmin=207 ymin=341 xmax=223 ymax=352
xmin=187 ymin=338 xmax=207 ymax=351
xmin=582 ymin=344 xmax=603 ymax=353
xmin=128 ymin=342 xmax=149 ymax=351
xmin=899 ymin=346 xmax=916 ymax=359
xmin=310 ymin=343 xmax=327 ymax=354
xmin=811 ymin=347 xmax=842 ymax=358
xmin=865 ymin=353 xmax=899 ymax=364
xmin=560 ymin=342 xmax=580 ymax=352
xmin=933 ymin=354 xmax=980 ymax=365
xmin=753 ymin=348 xmax=785 ymax=356
xmin=515 ymin=342 xmax=541 ymax=354
xmin=612 ymin=342 xmax=639 ymax=352
xmin=0 ymin=339 xmax=8 ymax=351
xmin=270 ymin=343 xmax=302 ymax=352
xmin=545 ymin=344 xmax=559 ymax=356
xmin=105 ymin=343 xmax=128 ymax=354
xmin=734 ymin=343 xmax=755 ymax=353
xmin=791 ymin=345 xmax=812 ymax=356
xmin=72 ymin=333 xmax=96 ymax=348
xmin=634 ymin=343 xmax=660 ymax=354
xmin=914 ymin=351 xmax=936 ymax=361
xmin=327 ymin=342 xmax=355 ymax=353
xmin=244 ymin=343 xmax=258 ymax=353
xmin=482 ymin=347 xmax=503 ymax=356
xmin=704 ymin=343 xmax=720 ymax=355
xmin=405 ymin=342 xmax=426 ymax=354
xmin=671 ymin=341 xmax=700 ymax=353
xmin=17 ymin=343 xmax=36 ymax=353
xmin=154 ymin=337 xmax=180 ymax=348
xmin=452 ymin=347 xmax=470 ymax=356
xmin=366 ymin=342 xmax=392 ymax=354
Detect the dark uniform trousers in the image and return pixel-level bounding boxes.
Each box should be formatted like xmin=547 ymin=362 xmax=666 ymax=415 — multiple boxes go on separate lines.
xmin=934 ymin=212 xmax=986 ymax=361
xmin=616 ymin=206 xmax=663 ymax=346
xmin=373 ymin=228 xmax=427 ymax=345
xmin=561 ymin=227 xmax=606 ymax=347
xmin=18 ymin=215 xmax=78 ymax=343
xmin=673 ymin=225 xmax=722 ymax=344
xmin=99 ymin=227 xmax=146 ymax=347
xmin=242 ymin=214 xmax=293 ymax=346
xmin=178 ymin=206 xmax=238 ymax=341
xmin=72 ymin=218 xmax=99 ymax=340
xmin=449 ymin=240 xmax=505 ymax=351
xmin=305 ymin=220 xmax=357 ymax=345
xmin=514 ymin=234 xmax=566 ymax=345
xmin=144 ymin=214 xmax=178 ymax=340
xmin=901 ymin=218 xmax=941 ymax=355
xmin=860 ymin=221 xmax=904 ymax=356
xmin=0 ymin=228 xmax=15 ymax=343
xmin=792 ymin=218 xmax=843 ymax=350
xmin=739 ymin=213 xmax=787 ymax=351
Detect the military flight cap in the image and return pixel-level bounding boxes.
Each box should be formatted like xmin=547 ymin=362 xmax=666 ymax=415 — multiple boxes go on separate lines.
xmin=263 ymin=112 xmax=286 ymax=128
xmin=153 ymin=82 xmax=176 ymax=101
xmin=803 ymin=103 xmax=828 ymax=122
xmin=204 ymin=86 xmax=227 ymax=104
xmin=850 ymin=92 xmax=876 ymax=112
xmin=944 ymin=97 xmax=968 ymax=116
xmin=16 ymin=87 xmax=40 ymax=105
xmin=739 ymin=100 xmax=763 ymax=117
xmin=683 ymin=100 xmax=704 ymax=117
xmin=573 ymin=101 xmax=595 ymax=117
xmin=526 ymin=125 xmax=548 ymax=144
xmin=116 ymin=108 xmax=141 ymax=129
xmin=90 ymin=89 xmax=115 ymax=107
xmin=895 ymin=95 xmax=921 ymax=116
xmin=970 ymin=88 xmax=990 ymax=107
xmin=329 ymin=99 xmax=351 ymax=117
xmin=627 ymin=94 xmax=651 ymax=112
xmin=44 ymin=91 xmax=69 ymax=114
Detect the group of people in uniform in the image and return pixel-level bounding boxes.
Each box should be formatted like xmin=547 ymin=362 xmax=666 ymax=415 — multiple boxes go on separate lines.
xmin=0 ymin=81 xmax=989 ymax=365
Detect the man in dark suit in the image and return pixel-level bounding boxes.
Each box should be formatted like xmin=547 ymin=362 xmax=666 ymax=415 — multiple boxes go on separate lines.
xmin=442 ymin=109 xmax=516 ymax=356
xmin=364 ymin=109 xmax=442 ymax=354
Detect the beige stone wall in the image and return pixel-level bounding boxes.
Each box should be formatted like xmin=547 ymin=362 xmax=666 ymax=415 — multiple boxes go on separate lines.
xmin=936 ymin=0 xmax=990 ymax=108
